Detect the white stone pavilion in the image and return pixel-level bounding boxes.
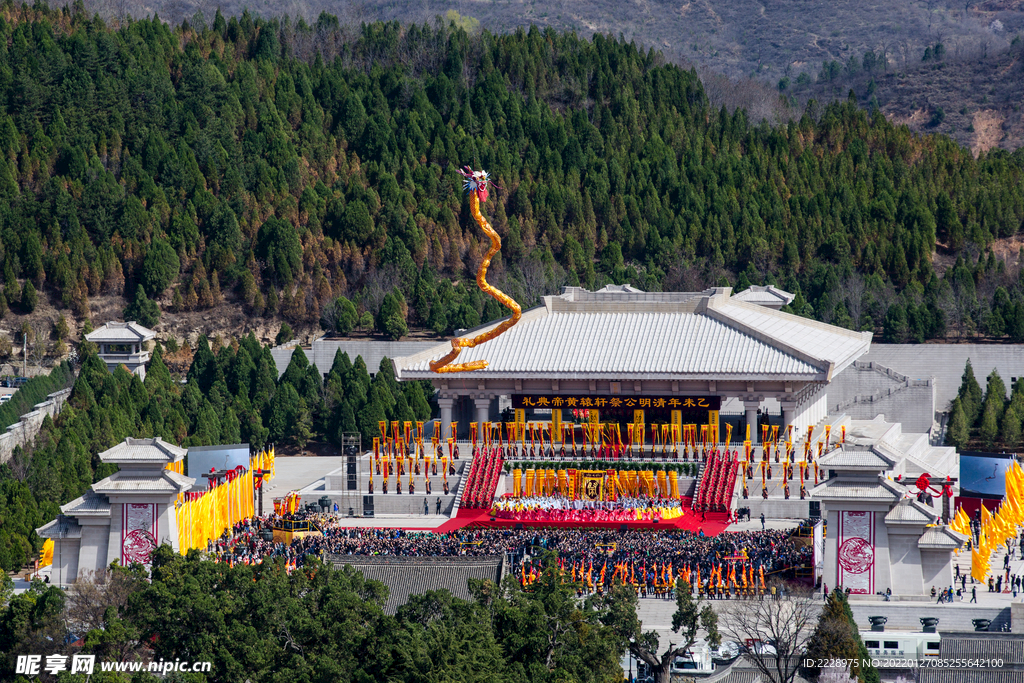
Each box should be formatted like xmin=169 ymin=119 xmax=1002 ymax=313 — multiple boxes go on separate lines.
xmin=85 ymin=321 xmax=156 ymax=379
xmin=36 ymin=437 xmax=193 ymax=585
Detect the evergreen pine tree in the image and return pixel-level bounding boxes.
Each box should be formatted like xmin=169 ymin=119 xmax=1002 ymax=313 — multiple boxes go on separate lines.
xmin=393 ymin=389 xmax=414 ymax=425
xmin=339 ymin=399 xmax=358 ymax=436
xmin=947 ymin=397 xmax=970 ymax=450
xmin=275 ymin=323 xmax=294 ymax=346
xmin=958 ymin=360 xmax=984 ymax=425
xmin=268 ymin=383 xmax=301 ymax=444
xmin=376 ymin=291 xmax=408 ymax=340
xmin=226 ymin=346 xmax=255 ymax=398
xmin=404 ymin=382 xmax=432 ymax=421
xmin=187 ymin=336 xmax=219 ymax=394
xmin=352 ymin=356 xmax=371 ymax=398
xmin=144 ymin=347 xmax=175 ymax=396
xmin=980 ymin=400 xmax=1000 ymax=447
xmin=123 ymin=285 xmax=160 ymax=327
xmin=292 ymin=398 xmax=313 ymax=448
xmin=999 ymin=404 xmax=1020 ymax=448
xmin=222 ymin=406 xmax=241 ymax=444
xmin=983 ymin=369 xmax=1007 ymax=417
xmin=251 ymin=350 xmax=278 ymax=414
xmin=357 ymin=385 xmax=388 ymax=447
xmin=20 ymin=281 xmax=38 ymax=313
xmin=279 ymin=346 xmax=309 ymax=389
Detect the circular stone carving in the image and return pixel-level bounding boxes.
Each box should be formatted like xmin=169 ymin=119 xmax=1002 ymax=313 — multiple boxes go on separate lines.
xmin=838 ymin=537 xmax=873 ymax=574
xmin=122 ymin=529 xmax=157 ymax=564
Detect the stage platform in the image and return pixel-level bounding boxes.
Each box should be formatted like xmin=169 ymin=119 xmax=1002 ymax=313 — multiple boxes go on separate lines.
xmin=427 ymin=498 xmax=733 ymax=535
xmin=276 ymin=444 xmax=737 ymax=536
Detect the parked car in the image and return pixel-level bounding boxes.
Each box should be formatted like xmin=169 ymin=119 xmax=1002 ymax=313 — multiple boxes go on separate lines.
xmin=712 ymin=640 xmax=742 ymax=662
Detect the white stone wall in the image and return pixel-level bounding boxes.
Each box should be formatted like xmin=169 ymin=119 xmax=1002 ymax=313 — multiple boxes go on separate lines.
xmin=872 ymin=512 xmax=892 ymax=594
xmin=157 ymin=502 xmax=178 ymax=552
xmin=77 ymin=525 xmax=109 ymax=578
xmin=920 ymin=549 xmax=954 ymax=593
xmin=887 ymin=531 xmax=923 ymax=595
xmin=0 ymin=388 xmax=71 ymax=463
xmin=51 ymin=537 xmax=80 ymax=587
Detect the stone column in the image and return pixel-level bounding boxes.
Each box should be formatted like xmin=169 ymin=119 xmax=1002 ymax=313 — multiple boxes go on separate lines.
xmin=781 ymin=401 xmax=796 ymax=438
xmin=438 ymin=397 xmax=455 ymax=442
xmin=744 ymin=400 xmax=761 ymax=443
xmin=474 ymin=396 xmax=491 ymax=427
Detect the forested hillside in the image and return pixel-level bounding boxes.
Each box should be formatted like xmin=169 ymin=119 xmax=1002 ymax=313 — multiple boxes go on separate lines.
xmin=0 ymin=3 xmax=1023 ymax=344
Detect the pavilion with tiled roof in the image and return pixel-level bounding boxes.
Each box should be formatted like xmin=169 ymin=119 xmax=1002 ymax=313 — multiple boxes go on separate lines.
xmin=812 ymin=440 xmax=967 ymax=596
xmin=85 ymin=320 xmax=156 ymax=379
xmin=37 ymin=437 xmax=193 ymax=585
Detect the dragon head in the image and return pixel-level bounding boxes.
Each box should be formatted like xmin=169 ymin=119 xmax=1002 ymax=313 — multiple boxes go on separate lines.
xmin=458 ymin=166 xmax=491 ymax=202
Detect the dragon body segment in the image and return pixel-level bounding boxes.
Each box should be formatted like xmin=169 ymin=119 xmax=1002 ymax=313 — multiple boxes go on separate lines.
xmin=429 ymin=168 xmax=522 ymax=373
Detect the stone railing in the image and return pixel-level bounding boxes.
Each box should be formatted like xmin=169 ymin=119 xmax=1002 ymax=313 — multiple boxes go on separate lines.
xmin=831 ymin=361 xmax=934 ymax=413
xmin=99 ymin=352 xmax=150 ymax=364
xmin=0 ymin=388 xmax=72 ymax=463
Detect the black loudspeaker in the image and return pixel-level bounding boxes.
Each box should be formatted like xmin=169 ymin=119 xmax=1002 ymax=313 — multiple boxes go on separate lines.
xmin=514 ymin=523 xmax=524 ymax=530
xmin=619 ymin=525 xmax=628 ymax=533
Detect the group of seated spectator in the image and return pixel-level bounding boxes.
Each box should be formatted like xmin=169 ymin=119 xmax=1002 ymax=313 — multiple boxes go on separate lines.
xmin=210 ymin=514 xmax=811 ymax=583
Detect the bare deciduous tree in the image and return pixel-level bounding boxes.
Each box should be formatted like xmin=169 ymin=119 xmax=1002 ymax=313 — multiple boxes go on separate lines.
xmin=65 ymin=568 xmax=149 ymax=663
xmin=719 ymin=580 xmax=820 ymax=683
xmin=842 ymin=273 xmax=866 ymax=329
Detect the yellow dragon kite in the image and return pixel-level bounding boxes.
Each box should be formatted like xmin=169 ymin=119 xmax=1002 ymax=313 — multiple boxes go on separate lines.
xmin=430 ymin=167 xmax=521 ymax=373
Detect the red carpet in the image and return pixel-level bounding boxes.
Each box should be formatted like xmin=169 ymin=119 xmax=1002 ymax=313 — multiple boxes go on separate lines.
xmin=424 ymin=502 xmax=731 ymax=535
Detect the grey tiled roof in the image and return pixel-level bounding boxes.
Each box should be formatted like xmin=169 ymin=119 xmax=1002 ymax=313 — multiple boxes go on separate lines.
xmin=98 ymin=437 xmax=187 ymax=464
xmin=92 ymin=470 xmax=194 ymax=494
xmin=939 ymin=635 xmax=1024 ymax=661
xmin=918 ymin=526 xmax=969 ymax=550
xmin=328 ymin=555 xmax=503 ymax=615
xmin=396 ymin=287 xmax=870 ymax=380
xmin=85 ymin=321 xmax=156 ymax=343
xmin=884 ymin=499 xmax=937 ymax=525
xmin=705 ymin=671 xmax=763 ymax=683
xmin=36 ymin=516 xmax=82 ymax=539
xmin=819 ymin=448 xmax=895 ymax=470
xmin=921 ymin=672 xmax=1024 ymax=683
xmin=810 ymin=477 xmax=905 ymax=503
xmin=60 ymin=490 xmax=111 ymax=517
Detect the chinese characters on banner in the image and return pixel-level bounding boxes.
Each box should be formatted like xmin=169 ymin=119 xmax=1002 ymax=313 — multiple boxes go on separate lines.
xmin=837 ymin=511 xmax=874 ymax=594
xmin=121 ymin=503 xmax=158 ymax=566
xmin=512 ymin=394 xmax=722 ymax=410
xmin=579 ymin=472 xmax=605 ymax=501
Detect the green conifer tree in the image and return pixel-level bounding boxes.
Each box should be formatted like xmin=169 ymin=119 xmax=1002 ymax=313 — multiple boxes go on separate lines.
xmin=980 ymin=400 xmax=1000 ymax=448
xmin=947 ymin=397 xmax=970 ymax=450
xmin=958 ymin=360 xmax=984 ymax=425
xmin=999 ymin=404 xmax=1020 ymax=448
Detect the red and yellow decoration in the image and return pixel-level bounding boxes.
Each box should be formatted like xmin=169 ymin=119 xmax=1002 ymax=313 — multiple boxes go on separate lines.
xmin=430 ymin=168 xmax=521 ymax=373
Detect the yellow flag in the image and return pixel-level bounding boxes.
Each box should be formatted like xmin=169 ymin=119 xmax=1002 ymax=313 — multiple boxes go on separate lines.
xmin=39 ymin=539 xmax=54 ymax=567
xmin=971 ymin=545 xmax=988 ymax=583
xmin=1005 ymin=469 xmax=1024 ymax=525
xmin=954 ymin=507 xmax=971 ymax=535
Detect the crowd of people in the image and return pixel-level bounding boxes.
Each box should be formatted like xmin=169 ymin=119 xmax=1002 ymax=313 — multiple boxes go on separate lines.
xmin=209 ymin=513 xmax=812 ymax=587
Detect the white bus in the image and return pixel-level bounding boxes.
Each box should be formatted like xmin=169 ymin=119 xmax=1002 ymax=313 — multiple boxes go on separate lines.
xmin=861 ymin=631 xmax=941 ymax=661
